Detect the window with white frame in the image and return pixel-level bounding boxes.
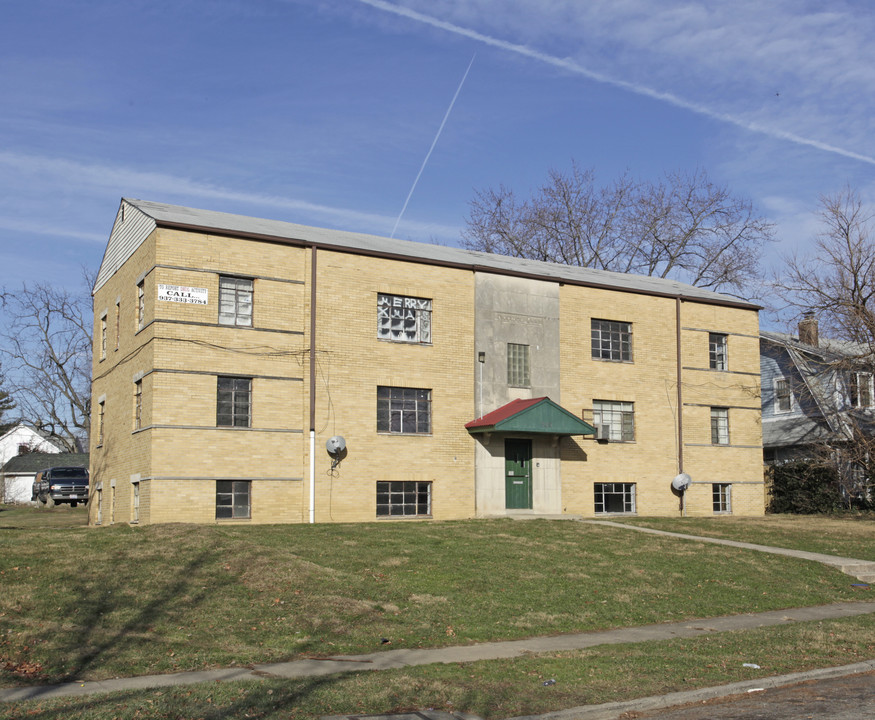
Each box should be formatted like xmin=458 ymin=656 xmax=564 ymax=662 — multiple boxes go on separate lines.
xmin=713 ymin=483 xmax=732 ymax=513
xmin=711 ymin=407 xmax=729 ymax=445
xmin=377 ymin=386 xmax=431 ymax=434
xmin=217 ymin=377 xmax=251 ymax=427
xmin=100 ymin=314 xmax=107 ymax=360
xmin=507 ymin=343 xmax=531 ymax=387
xmin=133 ymin=380 xmax=143 ymax=430
xmin=377 ymin=293 xmax=432 ymax=343
xmin=97 ymin=400 xmax=105 ymax=446
xmin=131 ymin=481 xmax=140 ymax=523
xmin=594 ymin=483 xmax=636 ymax=514
xmin=137 ymin=280 xmax=145 ymax=331
xmin=115 ymin=301 xmax=120 ymax=351
xmin=592 ymin=400 xmax=635 ymax=441
xmin=219 ymin=276 xmax=253 ymax=327
xmin=376 ymin=481 xmax=432 ymax=516
xmin=709 ymin=333 xmax=728 ymax=370
xmin=774 ymin=378 xmax=793 ymax=413
xmin=591 ymin=319 xmax=632 ymax=362
xmin=850 ymin=372 xmax=874 ymax=408
xmin=216 ymin=480 xmax=251 ymax=519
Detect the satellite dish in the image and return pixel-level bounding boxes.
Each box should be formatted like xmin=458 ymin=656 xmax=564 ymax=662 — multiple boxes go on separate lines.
xmin=672 ymin=473 xmax=692 ymax=492
xmin=326 ymin=436 xmax=346 ymax=455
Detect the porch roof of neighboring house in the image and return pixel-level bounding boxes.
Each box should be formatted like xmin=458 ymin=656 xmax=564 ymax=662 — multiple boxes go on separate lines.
xmin=0 ymin=452 xmax=89 ymax=475
xmin=465 ymin=397 xmax=596 ymax=436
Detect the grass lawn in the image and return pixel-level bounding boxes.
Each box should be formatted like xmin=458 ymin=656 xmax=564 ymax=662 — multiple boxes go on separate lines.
xmin=0 ymin=507 xmax=873 ymax=719
xmin=616 ymin=514 xmax=875 ymax=561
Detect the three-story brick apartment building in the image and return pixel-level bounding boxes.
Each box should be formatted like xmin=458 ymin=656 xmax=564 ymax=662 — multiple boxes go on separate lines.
xmin=88 ymin=198 xmax=764 ymax=525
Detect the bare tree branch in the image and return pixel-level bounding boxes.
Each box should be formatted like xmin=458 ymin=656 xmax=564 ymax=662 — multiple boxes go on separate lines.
xmin=0 ymin=269 xmax=93 ymax=451
xmin=462 ymin=164 xmax=774 ymax=296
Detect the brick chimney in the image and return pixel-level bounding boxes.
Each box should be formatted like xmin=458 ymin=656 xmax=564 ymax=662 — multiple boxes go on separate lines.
xmin=798 ymin=312 xmax=819 ymax=346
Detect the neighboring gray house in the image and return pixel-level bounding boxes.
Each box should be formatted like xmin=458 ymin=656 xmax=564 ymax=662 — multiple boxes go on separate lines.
xmin=1 ymin=452 xmax=89 ymax=505
xmin=761 ymin=315 xmax=875 ymax=468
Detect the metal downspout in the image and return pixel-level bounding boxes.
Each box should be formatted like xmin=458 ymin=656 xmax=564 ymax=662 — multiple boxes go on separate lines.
xmin=676 ymin=297 xmax=684 ymax=473
xmin=676 ymin=297 xmax=686 ymax=515
xmin=309 ymin=246 xmax=317 ymax=523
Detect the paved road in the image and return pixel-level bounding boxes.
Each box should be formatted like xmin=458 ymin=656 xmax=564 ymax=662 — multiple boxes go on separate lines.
xmin=631 ymin=669 xmax=875 ymax=720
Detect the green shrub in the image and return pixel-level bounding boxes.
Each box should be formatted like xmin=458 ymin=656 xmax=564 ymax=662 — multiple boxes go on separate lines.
xmin=767 ymin=462 xmax=845 ymax=514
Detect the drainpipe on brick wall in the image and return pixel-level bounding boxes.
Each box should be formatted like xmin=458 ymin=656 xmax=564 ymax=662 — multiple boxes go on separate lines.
xmin=309 ymin=246 xmax=317 ymax=524
xmin=676 ymin=297 xmax=684 ymax=474
xmin=676 ymin=297 xmax=685 ymax=516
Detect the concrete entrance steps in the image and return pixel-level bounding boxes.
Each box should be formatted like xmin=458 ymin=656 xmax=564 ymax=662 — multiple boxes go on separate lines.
xmin=839 ymin=562 xmax=875 ymax=583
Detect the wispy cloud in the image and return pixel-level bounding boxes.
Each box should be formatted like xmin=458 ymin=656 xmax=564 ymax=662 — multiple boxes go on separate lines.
xmin=358 ymin=0 xmax=875 ymax=166
xmin=0 ymin=151 xmax=462 ymax=241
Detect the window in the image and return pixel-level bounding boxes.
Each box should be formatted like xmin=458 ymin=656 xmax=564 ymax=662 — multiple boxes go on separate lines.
xmin=376 ymin=481 xmax=432 ymax=516
xmin=377 ymin=386 xmax=431 ymax=434
xmin=594 ymin=483 xmax=636 ymax=514
xmin=97 ymin=400 xmax=105 ymax=446
xmin=219 ymin=276 xmax=253 ymax=327
xmin=850 ymin=372 xmax=874 ymax=408
xmin=100 ymin=314 xmax=107 ymax=360
xmin=709 ymin=333 xmax=727 ymax=371
xmin=133 ymin=380 xmax=142 ymax=430
xmin=591 ymin=319 xmax=632 ymax=362
xmin=217 ymin=377 xmax=251 ymax=427
xmin=114 ymin=301 xmax=120 ymax=351
xmin=713 ymin=483 xmax=732 ymax=513
xmin=711 ymin=407 xmax=729 ymax=445
xmin=592 ymin=400 xmax=635 ymax=441
xmin=377 ymin=293 xmax=431 ymax=343
xmin=137 ymin=281 xmax=145 ymax=331
xmin=774 ymin=378 xmax=792 ymax=413
xmin=507 ymin=343 xmax=530 ymax=387
xmin=131 ymin=481 xmax=140 ymax=524
xmin=216 ymin=480 xmax=251 ymax=519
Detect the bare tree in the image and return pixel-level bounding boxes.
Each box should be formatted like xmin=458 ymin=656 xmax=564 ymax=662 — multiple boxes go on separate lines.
xmin=0 ymin=364 xmax=16 ymax=436
xmin=463 ymin=164 xmax=774 ymax=296
xmin=0 ymin=271 xmax=93 ymax=451
xmin=777 ymin=187 xmax=875 ymax=349
xmin=774 ymin=187 xmax=875 ymax=508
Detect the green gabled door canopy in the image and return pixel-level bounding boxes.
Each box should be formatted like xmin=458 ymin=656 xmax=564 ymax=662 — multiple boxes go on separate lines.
xmin=465 ymin=397 xmax=596 ymax=436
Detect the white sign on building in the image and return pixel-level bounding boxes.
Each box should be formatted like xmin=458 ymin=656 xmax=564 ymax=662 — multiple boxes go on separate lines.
xmin=158 ymin=284 xmax=209 ymax=305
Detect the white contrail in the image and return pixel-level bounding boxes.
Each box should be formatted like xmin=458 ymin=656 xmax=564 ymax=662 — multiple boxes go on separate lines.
xmin=358 ymin=0 xmax=875 ymax=168
xmin=392 ymin=54 xmax=476 ymax=238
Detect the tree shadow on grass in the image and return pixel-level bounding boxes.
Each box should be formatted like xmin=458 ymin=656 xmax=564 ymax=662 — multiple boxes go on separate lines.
xmin=3 ymin=675 xmax=343 ymax=720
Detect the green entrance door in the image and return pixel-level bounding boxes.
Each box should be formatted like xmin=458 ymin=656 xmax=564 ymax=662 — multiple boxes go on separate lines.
xmin=505 ymin=438 xmax=533 ymax=509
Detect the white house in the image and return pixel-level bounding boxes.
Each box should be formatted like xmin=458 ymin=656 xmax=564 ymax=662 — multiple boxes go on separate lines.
xmin=0 ymin=424 xmax=65 ymax=503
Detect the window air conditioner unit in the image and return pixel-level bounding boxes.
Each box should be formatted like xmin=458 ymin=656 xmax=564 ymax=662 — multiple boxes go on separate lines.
xmin=595 ymin=425 xmax=611 ymax=441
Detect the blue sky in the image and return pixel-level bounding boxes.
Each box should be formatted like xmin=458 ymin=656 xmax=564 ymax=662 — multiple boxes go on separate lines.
xmin=3 ymin=0 xmax=874 ymax=326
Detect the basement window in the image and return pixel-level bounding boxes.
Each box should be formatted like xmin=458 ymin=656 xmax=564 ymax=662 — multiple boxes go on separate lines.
xmin=594 ymin=482 xmax=636 ymax=514
xmin=216 ymin=480 xmax=251 ymax=519
xmin=376 ymin=481 xmax=432 ymax=517
xmin=713 ymin=483 xmax=732 ymax=514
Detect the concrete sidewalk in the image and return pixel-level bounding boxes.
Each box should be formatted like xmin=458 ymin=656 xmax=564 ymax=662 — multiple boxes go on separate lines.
xmin=2 ymin=600 xmax=874 ymax=705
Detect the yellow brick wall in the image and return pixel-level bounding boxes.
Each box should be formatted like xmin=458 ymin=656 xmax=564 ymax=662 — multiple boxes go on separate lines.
xmin=305 ymin=249 xmax=477 ymax=522
xmin=90 ymin=218 xmax=763 ymax=525
xmin=89 ymin=232 xmax=157 ymax=526
xmin=559 ymin=290 xmax=763 ymax=518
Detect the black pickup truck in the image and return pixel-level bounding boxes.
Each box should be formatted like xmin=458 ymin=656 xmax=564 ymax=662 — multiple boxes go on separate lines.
xmin=32 ymin=466 xmax=90 ymax=508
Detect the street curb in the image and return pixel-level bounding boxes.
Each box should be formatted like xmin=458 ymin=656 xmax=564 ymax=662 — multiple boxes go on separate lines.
xmin=506 ymin=660 xmax=875 ymax=720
